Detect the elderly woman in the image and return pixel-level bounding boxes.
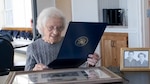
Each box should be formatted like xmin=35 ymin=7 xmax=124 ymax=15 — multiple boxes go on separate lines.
xmin=25 ymin=7 xmax=99 ymax=71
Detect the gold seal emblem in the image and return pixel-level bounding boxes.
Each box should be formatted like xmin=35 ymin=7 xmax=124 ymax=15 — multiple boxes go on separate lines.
xmin=75 ymin=36 xmax=88 ymax=47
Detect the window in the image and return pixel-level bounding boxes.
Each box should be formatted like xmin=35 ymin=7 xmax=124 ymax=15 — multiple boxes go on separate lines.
xmin=4 ymin=0 xmax=13 ymax=26
xmin=1 ymin=0 xmax=32 ymax=27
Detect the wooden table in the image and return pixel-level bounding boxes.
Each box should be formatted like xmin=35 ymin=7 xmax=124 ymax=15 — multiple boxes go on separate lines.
xmin=5 ymin=67 xmax=123 ymax=84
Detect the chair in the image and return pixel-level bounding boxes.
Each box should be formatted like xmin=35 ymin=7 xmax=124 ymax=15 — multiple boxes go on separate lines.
xmin=0 ymin=37 xmax=14 ymax=76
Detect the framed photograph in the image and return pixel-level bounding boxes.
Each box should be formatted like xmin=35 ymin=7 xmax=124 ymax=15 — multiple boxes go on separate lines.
xmin=6 ymin=67 xmax=122 ymax=84
xmin=120 ymin=48 xmax=150 ymax=71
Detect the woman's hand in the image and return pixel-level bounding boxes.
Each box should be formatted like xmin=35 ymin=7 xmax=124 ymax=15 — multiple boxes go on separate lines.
xmin=87 ymin=53 xmax=100 ymax=67
xmin=33 ymin=63 xmax=49 ymax=71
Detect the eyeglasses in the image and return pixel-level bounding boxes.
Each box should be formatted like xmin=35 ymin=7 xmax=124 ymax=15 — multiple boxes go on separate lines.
xmin=46 ymin=26 xmax=63 ymax=32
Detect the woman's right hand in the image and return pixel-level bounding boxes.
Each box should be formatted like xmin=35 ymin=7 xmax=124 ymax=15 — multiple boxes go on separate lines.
xmin=33 ymin=63 xmax=49 ymax=71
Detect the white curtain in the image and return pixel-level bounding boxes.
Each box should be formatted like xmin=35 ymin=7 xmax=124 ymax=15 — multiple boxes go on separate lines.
xmin=1 ymin=0 xmax=32 ymax=28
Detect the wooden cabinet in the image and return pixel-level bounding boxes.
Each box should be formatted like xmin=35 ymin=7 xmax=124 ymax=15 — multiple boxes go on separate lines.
xmin=100 ymin=32 xmax=128 ymax=67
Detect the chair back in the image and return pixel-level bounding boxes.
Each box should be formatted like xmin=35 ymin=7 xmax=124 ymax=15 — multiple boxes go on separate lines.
xmin=0 ymin=37 xmax=14 ymax=75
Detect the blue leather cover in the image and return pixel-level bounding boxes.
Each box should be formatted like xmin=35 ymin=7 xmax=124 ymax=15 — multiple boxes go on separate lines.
xmin=48 ymin=22 xmax=107 ymax=69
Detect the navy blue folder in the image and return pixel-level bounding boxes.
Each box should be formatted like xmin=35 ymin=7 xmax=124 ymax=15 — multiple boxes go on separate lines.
xmin=48 ymin=22 xmax=107 ymax=69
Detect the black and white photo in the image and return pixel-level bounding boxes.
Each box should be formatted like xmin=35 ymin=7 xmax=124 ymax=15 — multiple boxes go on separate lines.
xmin=120 ymin=48 xmax=150 ymax=71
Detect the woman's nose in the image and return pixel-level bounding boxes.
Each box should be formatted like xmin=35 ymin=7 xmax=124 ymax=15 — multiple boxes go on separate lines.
xmin=52 ymin=28 xmax=59 ymax=35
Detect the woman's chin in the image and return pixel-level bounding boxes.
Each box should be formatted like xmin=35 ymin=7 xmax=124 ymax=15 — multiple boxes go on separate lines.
xmin=49 ymin=39 xmax=60 ymax=44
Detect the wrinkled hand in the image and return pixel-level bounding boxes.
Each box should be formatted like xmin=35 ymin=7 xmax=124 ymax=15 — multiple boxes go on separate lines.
xmin=33 ymin=63 xmax=49 ymax=71
xmin=87 ymin=53 xmax=99 ymax=67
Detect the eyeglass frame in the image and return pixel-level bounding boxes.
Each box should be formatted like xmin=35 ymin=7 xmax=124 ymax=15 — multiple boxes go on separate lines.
xmin=46 ymin=25 xmax=64 ymax=32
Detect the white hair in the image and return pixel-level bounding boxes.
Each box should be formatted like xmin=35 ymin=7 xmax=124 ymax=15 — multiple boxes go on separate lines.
xmin=36 ymin=7 xmax=66 ymax=36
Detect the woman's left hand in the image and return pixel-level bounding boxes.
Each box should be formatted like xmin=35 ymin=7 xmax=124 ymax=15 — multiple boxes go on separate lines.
xmin=87 ymin=53 xmax=100 ymax=67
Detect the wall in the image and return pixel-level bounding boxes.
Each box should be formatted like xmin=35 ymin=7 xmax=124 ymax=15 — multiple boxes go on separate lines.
xmin=127 ymin=0 xmax=142 ymax=47
xmin=142 ymin=0 xmax=150 ymax=47
xmin=36 ymin=0 xmax=55 ymax=15
xmin=71 ymin=0 xmax=99 ymax=22
xmin=55 ymin=0 xmax=72 ymax=36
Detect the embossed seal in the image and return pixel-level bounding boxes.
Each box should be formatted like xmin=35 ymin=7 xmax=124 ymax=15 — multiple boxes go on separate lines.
xmin=75 ymin=36 xmax=88 ymax=47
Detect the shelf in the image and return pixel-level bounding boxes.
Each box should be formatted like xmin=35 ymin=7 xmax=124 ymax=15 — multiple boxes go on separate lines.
xmin=107 ymin=26 xmax=128 ymax=28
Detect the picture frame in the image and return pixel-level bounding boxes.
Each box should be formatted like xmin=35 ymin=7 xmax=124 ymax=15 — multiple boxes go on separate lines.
xmin=120 ymin=48 xmax=150 ymax=71
xmin=6 ymin=67 xmax=123 ymax=84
